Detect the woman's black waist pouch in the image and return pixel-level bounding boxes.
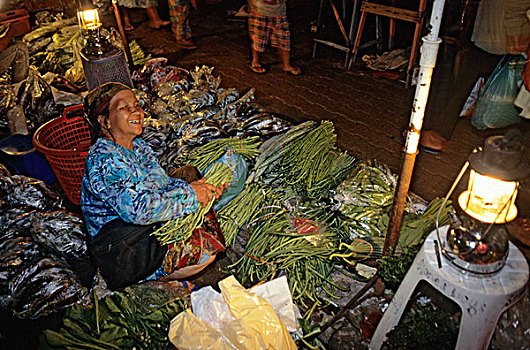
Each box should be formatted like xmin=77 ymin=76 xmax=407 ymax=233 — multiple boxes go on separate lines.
xmin=88 ymin=219 xmax=167 ymax=290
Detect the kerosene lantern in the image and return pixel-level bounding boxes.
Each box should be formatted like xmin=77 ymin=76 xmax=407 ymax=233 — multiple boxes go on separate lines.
xmin=436 ymin=131 xmax=529 ymax=274
xmin=77 ymin=0 xmax=109 ymax=56
xmin=76 ymin=0 xmax=133 ymax=90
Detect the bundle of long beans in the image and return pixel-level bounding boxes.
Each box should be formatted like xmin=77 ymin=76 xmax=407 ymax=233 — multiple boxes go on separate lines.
xmin=230 ymin=211 xmax=346 ymax=311
xmin=217 ymin=183 xmax=285 ymax=246
xmin=276 ymin=121 xmax=356 ymax=198
xmin=182 ymin=136 xmax=261 ymax=172
xmin=247 ymin=121 xmax=317 ymax=184
xmin=151 ymin=162 xmax=234 ymax=245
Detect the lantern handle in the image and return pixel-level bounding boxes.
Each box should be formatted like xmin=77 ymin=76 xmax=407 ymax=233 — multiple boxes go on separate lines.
xmin=435 ymin=161 xmax=470 ymax=267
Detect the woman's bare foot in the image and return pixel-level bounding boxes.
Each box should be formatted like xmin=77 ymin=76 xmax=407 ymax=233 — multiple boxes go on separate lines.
xmin=148 ymin=20 xmax=170 ymax=29
xmin=177 ymin=39 xmax=197 ymax=50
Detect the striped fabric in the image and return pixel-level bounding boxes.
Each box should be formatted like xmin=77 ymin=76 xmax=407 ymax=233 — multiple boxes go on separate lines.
xmin=248 ymin=12 xmax=291 ymax=52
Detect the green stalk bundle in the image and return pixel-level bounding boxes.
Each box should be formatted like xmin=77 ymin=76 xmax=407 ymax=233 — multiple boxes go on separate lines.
xmin=229 ymin=211 xmax=345 ymax=311
xmin=151 ymin=162 xmax=234 ymax=245
xmin=183 ymin=136 xmax=261 ymax=172
xmin=278 ymin=121 xmax=356 ymax=198
xmin=247 ymin=121 xmax=317 ymax=184
xmin=217 ymin=183 xmax=285 ymax=246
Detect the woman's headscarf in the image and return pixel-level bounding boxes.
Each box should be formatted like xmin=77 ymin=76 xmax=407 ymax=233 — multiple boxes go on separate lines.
xmin=83 ymin=82 xmax=133 ymax=144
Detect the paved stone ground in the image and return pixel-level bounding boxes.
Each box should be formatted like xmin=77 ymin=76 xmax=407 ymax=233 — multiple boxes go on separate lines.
xmin=121 ymin=0 xmax=530 ymax=217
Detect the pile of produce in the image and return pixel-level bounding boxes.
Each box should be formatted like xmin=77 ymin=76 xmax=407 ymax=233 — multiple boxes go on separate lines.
xmin=41 ymin=289 xmax=188 ymax=350
xmin=24 ymin=15 xmax=151 ymax=77
xmin=0 ymin=165 xmax=93 ymax=319
xmin=229 ymin=210 xmax=345 ymax=313
xmin=136 ymin=62 xmax=291 ymax=173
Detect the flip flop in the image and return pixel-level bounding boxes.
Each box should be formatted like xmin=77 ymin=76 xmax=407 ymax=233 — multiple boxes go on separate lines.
xmin=249 ymin=64 xmax=267 ymax=74
xmin=418 ymin=144 xmax=442 ymax=154
xmin=181 ymin=281 xmax=199 ymax=292
xmin=283 ymin=66 xmax=301 ymax=76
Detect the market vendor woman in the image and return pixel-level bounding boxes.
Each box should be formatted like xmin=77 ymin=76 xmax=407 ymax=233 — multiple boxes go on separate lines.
xmin=81 ymin=82 xmax=226 ymax=290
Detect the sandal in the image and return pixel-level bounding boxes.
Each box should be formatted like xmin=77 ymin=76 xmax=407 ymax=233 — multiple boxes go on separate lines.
xmin=283 ymin=66 xmax=301 ymax=76
xmin=249 ymin=64 xmax=267 ymax=74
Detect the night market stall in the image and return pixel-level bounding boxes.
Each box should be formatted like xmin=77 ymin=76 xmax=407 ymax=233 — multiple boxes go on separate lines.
xmin=0 ymin=2 xmax=528 ymax=349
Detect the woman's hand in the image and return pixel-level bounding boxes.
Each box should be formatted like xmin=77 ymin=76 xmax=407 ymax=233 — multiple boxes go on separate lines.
xmin=190 ymin=179 xmax=227 ymax=207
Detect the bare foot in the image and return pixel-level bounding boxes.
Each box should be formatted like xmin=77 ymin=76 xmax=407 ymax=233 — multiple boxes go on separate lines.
xmin=283 ymin=65 xmax=301 ymax=76
xmin=177 ymin=39 xmax=197 ymax=50
xmin=149 ymin=20 xmax=170 ymax=29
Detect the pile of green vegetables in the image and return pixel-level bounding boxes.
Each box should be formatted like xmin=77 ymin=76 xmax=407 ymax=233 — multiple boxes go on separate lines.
xmin=229 ymin=210 xmax=345 ymax=314
xmin=249 ymin=120 xmax=357 ymax=199
xmin=41 ymin=291 xmax=187 ymax=350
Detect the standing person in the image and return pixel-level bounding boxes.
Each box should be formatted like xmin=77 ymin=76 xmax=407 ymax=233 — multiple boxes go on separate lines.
xmin=118 ymin=0 xmax=170 ymax=31
xmin=418 ymin=0 xmax=529 ymax=153
xmin=168 ymin=0 xmax=196 ymax=49
xmin=82 ymin=82 xmax=227 ymax=290
xmin=247 ymin=0 xmax=301 ymax=75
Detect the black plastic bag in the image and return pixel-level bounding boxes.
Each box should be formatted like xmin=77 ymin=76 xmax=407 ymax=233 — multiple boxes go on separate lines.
xmin=16 ymin=67 xmax=62 ymax=130
xmin=0 ymin=206 xmax=37 ymax=240
xmin=30 ymin=210 xmax=96 ymax=286
xmin=0 ymin=237 xmax=45 ymax=310
xmin=0 ymin=174 xmax=63 ymax=211
xmin=0 ymin=85 xmax=17 ymax=131
xmin=9 ymin=257 xmax=87 ymax=319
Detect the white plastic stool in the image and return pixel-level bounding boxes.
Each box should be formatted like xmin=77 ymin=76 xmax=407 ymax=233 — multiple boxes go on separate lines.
xmin=370 ymin=226 xmax=529 ymax=350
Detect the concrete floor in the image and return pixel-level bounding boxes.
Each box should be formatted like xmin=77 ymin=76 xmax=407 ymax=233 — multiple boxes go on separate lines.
xmin=118 ymin=0 xmax=530 ymax=221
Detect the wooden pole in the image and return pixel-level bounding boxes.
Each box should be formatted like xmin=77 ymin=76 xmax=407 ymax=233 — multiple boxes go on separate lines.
xmin=383 ymin=0 xmax=447 ymax=255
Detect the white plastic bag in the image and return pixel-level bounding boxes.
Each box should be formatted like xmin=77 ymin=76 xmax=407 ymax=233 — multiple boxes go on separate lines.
xmin=169 ymin=276 xmax=298 ymax=350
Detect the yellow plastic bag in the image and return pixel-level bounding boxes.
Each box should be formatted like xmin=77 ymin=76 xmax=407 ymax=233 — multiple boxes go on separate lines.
xmin=169 ymin=276 xmax=297 ymax=350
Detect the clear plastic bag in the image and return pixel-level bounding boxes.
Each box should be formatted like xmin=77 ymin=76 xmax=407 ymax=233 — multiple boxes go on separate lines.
xmin=471 ymin=55 xmax=525 ymax=130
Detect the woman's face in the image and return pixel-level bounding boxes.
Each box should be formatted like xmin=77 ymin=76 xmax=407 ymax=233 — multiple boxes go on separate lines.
xmin=100 ymin=89 xmax=144 ymax=149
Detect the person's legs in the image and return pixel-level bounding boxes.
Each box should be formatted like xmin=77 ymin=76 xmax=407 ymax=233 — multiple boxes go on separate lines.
xmin=251 ymin=48 xmax=265 ymax=72
xmin=145 ymin=6 xmax=170 ymax=28
xmin=277 ymin=48 xmax=300 ymax=75
xmin=423 ymin=43 xmax=499 ymax=141
xmin=248 ymin=12 xmax=269 ymax=73
xmin=120 ymin=7 xmax=134 ymax=30
xmin=270 ymin=14 xmax=300 ymax=75
xmin=168 ymin=0 xmax=194 ymax=47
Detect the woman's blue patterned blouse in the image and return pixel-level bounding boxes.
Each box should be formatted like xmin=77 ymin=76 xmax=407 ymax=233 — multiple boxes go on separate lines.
xmin=81 ymin=137 xmax=198 ymax=238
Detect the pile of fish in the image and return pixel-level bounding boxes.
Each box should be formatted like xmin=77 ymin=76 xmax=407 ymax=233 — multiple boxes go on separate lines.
xmin=135 ymin=60 xmax=291 ymax=172
xmin=0 ymin=165 xmax=93 ymax=319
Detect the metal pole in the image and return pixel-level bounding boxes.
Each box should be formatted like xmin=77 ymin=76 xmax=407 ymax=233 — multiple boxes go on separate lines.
xmin=383 ymin=0 xmax=446 ymax=255
xmin=111 ymin=0 xmax=134 ymax=70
